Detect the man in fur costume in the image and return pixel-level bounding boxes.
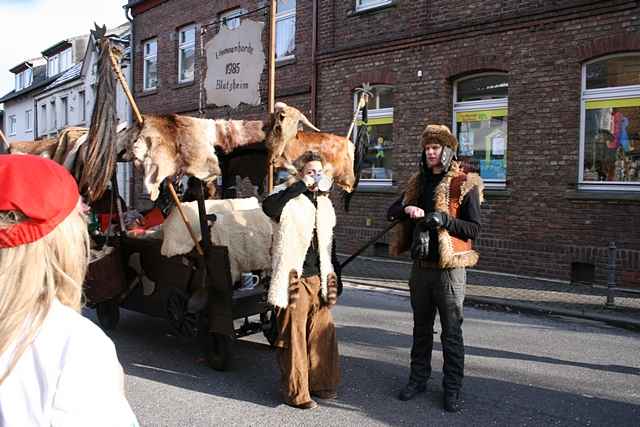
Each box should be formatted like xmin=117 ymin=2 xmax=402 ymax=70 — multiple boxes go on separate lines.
xmin=262 ymin=151 xmax=341 ymax=410
xmin=387 ymin=124 xmax=483 ymax=413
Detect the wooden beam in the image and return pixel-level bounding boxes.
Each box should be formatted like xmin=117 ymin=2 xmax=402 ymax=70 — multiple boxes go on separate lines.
xmin=267 ymin=0 xmax=276 ymax=193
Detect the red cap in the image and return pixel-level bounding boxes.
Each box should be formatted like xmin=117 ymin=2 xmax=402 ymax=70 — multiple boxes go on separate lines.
xmin=0 ymin=155 xmax=80 ymax=248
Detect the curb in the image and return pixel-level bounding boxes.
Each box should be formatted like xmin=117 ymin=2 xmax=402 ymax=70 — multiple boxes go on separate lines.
xmin=343 ymin=278 xmax=640 ymax=332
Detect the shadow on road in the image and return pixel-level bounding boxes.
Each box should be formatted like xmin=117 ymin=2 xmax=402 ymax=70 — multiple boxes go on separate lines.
xmin=99 ymin=308 xmax=640 ymax=426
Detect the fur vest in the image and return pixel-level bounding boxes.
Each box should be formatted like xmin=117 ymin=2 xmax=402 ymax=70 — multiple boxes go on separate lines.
xmin=268 ymin=191 xmax=336 ymax=308
xmin=390 ymin=162 xmax=484 ymax=268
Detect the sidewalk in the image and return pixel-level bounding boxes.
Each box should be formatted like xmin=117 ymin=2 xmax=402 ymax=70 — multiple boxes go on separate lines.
xmin=338 ymin=254 xmax=640 ymax=330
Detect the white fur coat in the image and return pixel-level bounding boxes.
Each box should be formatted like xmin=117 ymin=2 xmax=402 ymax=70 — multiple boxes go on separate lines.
xmin=268 ymin=192 xmax=336 ymax=308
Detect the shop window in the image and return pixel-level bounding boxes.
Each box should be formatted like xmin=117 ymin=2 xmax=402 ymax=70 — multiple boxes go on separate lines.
xmin=221 ymin=8 xmax=244 ymax=30
xmin=356 ymin=0 xmax=392 ymax=12
xmin=143 ymin=38 xmax=158 ymax=91
xmin=178 ymin=25 xmax=195 ymax=83
xmin=453 ymin=73 xmax=508 ymax=187
xmin=276 ymin=0 xmax=295 ymax=60
xmin=353 ymin=85 xmax=394 ymax=185
xmin=580 ymin=53 xmax=640 ymax=189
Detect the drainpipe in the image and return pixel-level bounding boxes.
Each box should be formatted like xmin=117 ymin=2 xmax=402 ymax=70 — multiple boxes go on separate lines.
xmin=310 ymin=0 xmax=318 ymax=123
xmin=124 ymin=2 xmax=136 ymax=207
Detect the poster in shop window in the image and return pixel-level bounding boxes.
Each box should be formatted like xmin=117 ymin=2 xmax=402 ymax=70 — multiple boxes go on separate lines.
xmin=205 ymin=19 xmax=265 ymax=108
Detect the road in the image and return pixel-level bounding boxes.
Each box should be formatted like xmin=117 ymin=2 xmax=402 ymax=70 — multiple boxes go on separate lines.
xmin=91 ymin=284 xmax=640 ymax=426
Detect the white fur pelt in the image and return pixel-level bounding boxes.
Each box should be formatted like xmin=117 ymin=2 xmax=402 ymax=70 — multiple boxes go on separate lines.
xmin=210 ymin=208 xmax=273 ymax=284
xmin=268 ymin=192 xmax=336 ymax=309
xmin=161 ymin=197 xmax=260 ymax=256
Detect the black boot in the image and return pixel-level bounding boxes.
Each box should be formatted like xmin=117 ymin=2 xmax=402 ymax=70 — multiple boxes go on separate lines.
xmin=443 ymin=390 xmax=462 ymax=413
xmin=398 ymin=382 xmax=426 ymax=401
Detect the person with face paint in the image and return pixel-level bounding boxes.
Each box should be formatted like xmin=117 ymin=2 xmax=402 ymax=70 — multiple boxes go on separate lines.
xmin=387 ymin=125 xmax=483 ymax=413
xmin=262 ymin=150 xmax=341 ymax=410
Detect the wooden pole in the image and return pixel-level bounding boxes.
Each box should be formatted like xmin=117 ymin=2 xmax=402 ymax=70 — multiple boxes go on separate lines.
xmin=106 ymin=41 xmax=203 ymax=255
xmin=346 ymin=94 xmax=368 ymax=141
xmin=107 ymin=48 xmax=143 ymax=126
xmin=267 ymin=0 xmax=276 ymax=193
xmin=168 ymin=182 xmax=204 ymax=256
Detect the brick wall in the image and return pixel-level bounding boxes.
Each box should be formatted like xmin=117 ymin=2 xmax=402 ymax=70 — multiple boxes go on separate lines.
xmin=130 ymin=0 xmax=640 ymax=288
xmin=316 ymin=2 xmax=640 ymax=287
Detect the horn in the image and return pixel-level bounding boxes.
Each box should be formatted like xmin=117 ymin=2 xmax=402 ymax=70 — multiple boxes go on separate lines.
xmin=298 ymin=111 xmax=320 ymax=132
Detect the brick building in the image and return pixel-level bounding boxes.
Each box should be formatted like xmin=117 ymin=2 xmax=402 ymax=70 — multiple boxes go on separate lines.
xmin=127 ymin=0 xmax=640 ymax=288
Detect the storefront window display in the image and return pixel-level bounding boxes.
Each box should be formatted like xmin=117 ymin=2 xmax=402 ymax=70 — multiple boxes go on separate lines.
xmin=453 ymin=74 xmax=508 ymax=186
xmin=581 ymin=54 xmax=640 ymax=188
xmin=354 ymin=85 xmax=394 ymax=185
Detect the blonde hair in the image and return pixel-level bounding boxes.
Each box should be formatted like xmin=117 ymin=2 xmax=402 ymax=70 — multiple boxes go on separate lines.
xmin=0 ymin=203 xmax=90 ymax=384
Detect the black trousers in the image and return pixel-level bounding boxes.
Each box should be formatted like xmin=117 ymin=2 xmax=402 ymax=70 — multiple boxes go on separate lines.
xmin=408 ymin=265 xmax=466 ymax=392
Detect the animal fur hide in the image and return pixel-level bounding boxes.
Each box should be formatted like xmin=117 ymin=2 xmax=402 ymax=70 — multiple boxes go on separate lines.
xmin=268 ymin=192 xmax=335 ymax=308
xmin=125 ymin=114 xmax=265 ymax=201
xmin=278 ymin=131 xmax=356 ymax=193
xmin=160 ymin=197 xmax=272 ymax=284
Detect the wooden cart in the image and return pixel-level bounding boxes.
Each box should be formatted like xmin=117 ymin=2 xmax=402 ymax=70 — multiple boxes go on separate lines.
xmin=84 ymin=144 xmax=277 ymax=371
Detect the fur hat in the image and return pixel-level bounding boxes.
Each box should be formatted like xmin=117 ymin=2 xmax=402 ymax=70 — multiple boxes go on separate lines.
xmin=421 ymin=124 xmax=458 ymax=151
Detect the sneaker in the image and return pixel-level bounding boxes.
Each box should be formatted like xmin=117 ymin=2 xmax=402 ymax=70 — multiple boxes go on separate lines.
xmin=398 ymin=382 xmax=426 ymax=401
xmin=443 ymin=391 xmax=462 ymax=413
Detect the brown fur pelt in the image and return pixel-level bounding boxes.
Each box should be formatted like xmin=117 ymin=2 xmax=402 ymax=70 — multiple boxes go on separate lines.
xmin=124 ymin=113 xmax=266 ymax=201
xmin=80 ymin=31 xmax=123 ymax=202
xmin=8 ymin=138 xmax=59 ymax=158
xmin=266 ymin=102 xmax=319 ymax=166
xmin=277 ymin=131 xmax=356 ymax=193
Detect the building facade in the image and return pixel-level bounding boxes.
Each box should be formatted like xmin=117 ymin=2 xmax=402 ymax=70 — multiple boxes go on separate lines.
xmin=128 ymin=0 xmax=640 ymax=288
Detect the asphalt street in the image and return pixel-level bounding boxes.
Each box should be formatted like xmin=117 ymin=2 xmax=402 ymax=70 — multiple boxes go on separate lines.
xmin=89 ymin=284 xmax=640 ymax=426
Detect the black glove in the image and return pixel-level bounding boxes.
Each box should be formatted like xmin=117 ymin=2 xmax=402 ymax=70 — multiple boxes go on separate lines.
xmin=424 ymin=212 xmax=449 ymax=229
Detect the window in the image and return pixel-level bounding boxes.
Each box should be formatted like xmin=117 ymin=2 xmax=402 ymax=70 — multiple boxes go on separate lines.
xmin=25 ymin=110 xmax=32 ymax=132
xmin=48 ymin=54 xmax=59 ymax=77
xmin=61 ymin=97 xmax=69 ymax=126
xmin=276 ymin=0 xmax=295 ymax=60
xmin=355 ymin=0 xmax=392 ymax=12
xmin=353 ymin=85 xmax=394 ymax=185
xmin=453 ymin=74 xmax=508 ymax=187
xmin=143 ymin=38 xmax=158 ymax=90
xmin=221 ymin=8 xmax=244 ymax=30
xmin=50 ymin=100 xmax=57 ymax=130
xmin=178 ymin=25 xmax=195 ymax=83
xmin=78 ymin=91 xmax=86 ymax=122
xmin=40 ymin=104 xmax=47 ymax=134
xmin=24 ymin=68 xmax=32 ymax=87
xmin=580 ymin=53 xmax=640 ymax=189
xmin=8 ymin=115 xmax=16 ymax=136
xmin=60 ymin=48 xmax=72 ymax=72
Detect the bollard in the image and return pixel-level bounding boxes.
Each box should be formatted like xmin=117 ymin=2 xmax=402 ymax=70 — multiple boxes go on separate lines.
xmin=606 ymin=242 xmax=616 ymax=307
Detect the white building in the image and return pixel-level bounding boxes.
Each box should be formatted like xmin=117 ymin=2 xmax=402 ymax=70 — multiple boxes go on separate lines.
xmin=1 ymin=24 xmax=131 ymax=142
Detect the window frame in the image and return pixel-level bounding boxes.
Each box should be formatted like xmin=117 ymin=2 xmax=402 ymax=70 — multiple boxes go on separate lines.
xmin=355 ymin=0 xmax=392 ymax=12
xmin=579 ymin=53 xmax=640 ymax=191
xmin=60 ymin=48 xmax=73 ymax=72
xmin=353 ymin=84 xmax=395 ymax=187
xmin=25 ymin=109 xmax=32 ymax=132
xmin=40 ymin=104 xmax=47 ymax=135
xmin=50 ymin=100 xmax=57 ymax=131
xmin=452 ymin=72 xmax=509 ymax=189
xmin=221 ymin=8 xmax=245 ymax=30
xmin=143 ymin=38 xmax=158 ymax=91
xmin=177 ymin=24 xmax=196 ymax=84
xmin=48 ymin=54 xmax=59 ymax=77
xmin=276 ymin=0 xmax=296 ymax=62
xmin=78 ymin=90 xmax=86 ymax=123
xmin=60 ymin=96 xmax=69 ymax=127
xmin=8 ymin=115 xmax=16 ymax=136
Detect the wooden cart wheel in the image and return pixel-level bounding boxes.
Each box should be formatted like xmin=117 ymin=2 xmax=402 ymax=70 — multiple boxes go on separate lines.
xmin=96 ymin=300 xmax=120 ymax=331
xmin=260 ymin=308 xmax=278 ymax=347
xmin=205 ymin=333 xmax=232 ymax=371
xmin=166 ymin=288 xmax=200 ymax=338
